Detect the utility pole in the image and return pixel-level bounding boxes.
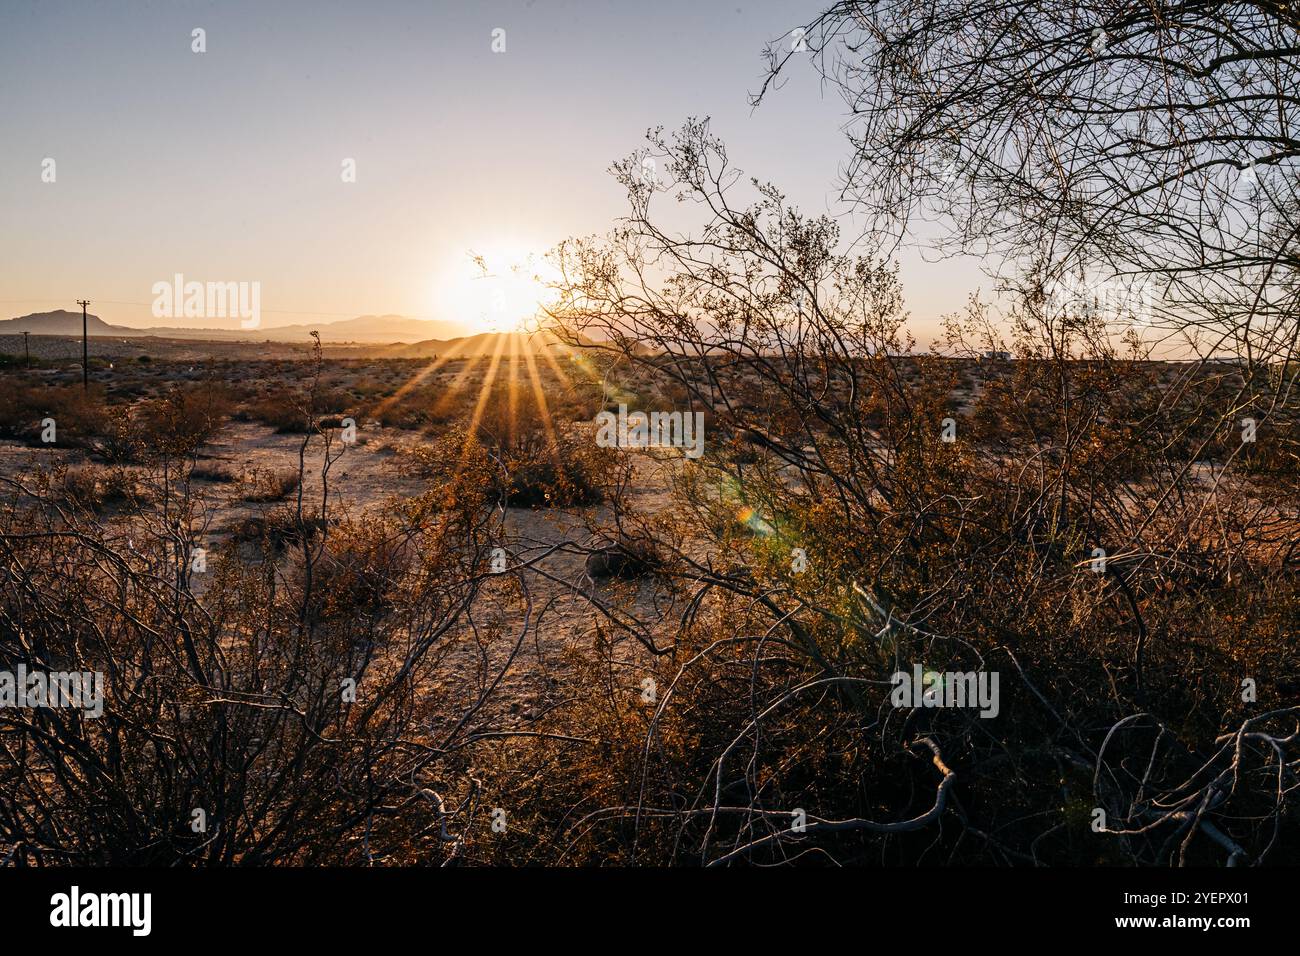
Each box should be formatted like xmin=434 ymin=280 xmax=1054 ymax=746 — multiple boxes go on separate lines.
xmin=21 ymin=331 xmax=30 ymax=367
xmin=76 ymin=299 xmax=90 ymax=390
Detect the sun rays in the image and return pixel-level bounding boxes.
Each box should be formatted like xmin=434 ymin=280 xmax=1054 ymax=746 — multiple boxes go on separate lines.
xmin=365 ymin=325 xmax=603 ymax=500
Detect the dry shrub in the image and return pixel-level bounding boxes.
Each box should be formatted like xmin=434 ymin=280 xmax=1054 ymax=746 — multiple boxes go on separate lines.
xmin=190 ymin=461 xmax=239 ymax=483
xmin=142 ymin=383 xmax=233 ymax=455
xmin=239 ymin=467 xmax=302 ymax=503
xmin=413 ymin=385 xmax=615 ymax=508
xmin=239 ymin=385 xmax=354 ymax=433
xmin=294 ymin=518 xmax=411 ymax=626
xmin=228 ymin=506 xmax=327 ymax=552
xmin=0 ymin=382 xmax=110 ymax=448
xmin=514 ymin=121 xmax=1300 ymax=866
xmin=87 ymin=383 xmax=233 ymax=464
xmin=58 ymin=464 xmax=141 ymax=513
xmin=0 ymin=449 xmax=494 ymax=865
xmin=466 ymin=359 xmax=1300 ymax=865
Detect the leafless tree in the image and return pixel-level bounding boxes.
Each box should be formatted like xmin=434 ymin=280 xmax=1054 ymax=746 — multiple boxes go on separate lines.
xmin=532 ymin=115 xmax=1299 ymax=865
xmin=759 ymin=2 xmax=1300 ymax=367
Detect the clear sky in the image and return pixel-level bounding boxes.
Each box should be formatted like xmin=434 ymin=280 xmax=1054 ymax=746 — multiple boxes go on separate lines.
xmin=0 ymin=0 xmax=980 ymax=341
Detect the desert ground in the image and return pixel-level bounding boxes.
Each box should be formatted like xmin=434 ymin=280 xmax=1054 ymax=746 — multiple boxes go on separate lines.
xmin=1 ymin=332 xmax=1296 ymax=866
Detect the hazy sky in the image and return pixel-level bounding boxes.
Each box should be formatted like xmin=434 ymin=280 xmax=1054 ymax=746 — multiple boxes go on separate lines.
xmin=0 ymin=0 xmax=981 ymax=340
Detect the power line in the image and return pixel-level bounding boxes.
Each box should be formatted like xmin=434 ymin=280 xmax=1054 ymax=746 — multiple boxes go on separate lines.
xmin=76 ymin=300 xmax=90 ymax=390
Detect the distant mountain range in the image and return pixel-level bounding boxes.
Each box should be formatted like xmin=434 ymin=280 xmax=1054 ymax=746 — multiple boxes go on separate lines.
xmin=373 ymin=330 xmax=578 ymax=358
xmin=0 ymin=310 xmax=464 ymax=344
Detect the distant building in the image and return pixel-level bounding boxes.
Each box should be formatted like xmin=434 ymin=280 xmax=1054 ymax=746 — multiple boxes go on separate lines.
xmin=981 ymin=350 xmax=1012 ymax=361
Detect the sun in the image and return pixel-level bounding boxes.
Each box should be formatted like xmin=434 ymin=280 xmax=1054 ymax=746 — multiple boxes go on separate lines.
xmin=435 ymin=240 xmax=558 ymax=335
